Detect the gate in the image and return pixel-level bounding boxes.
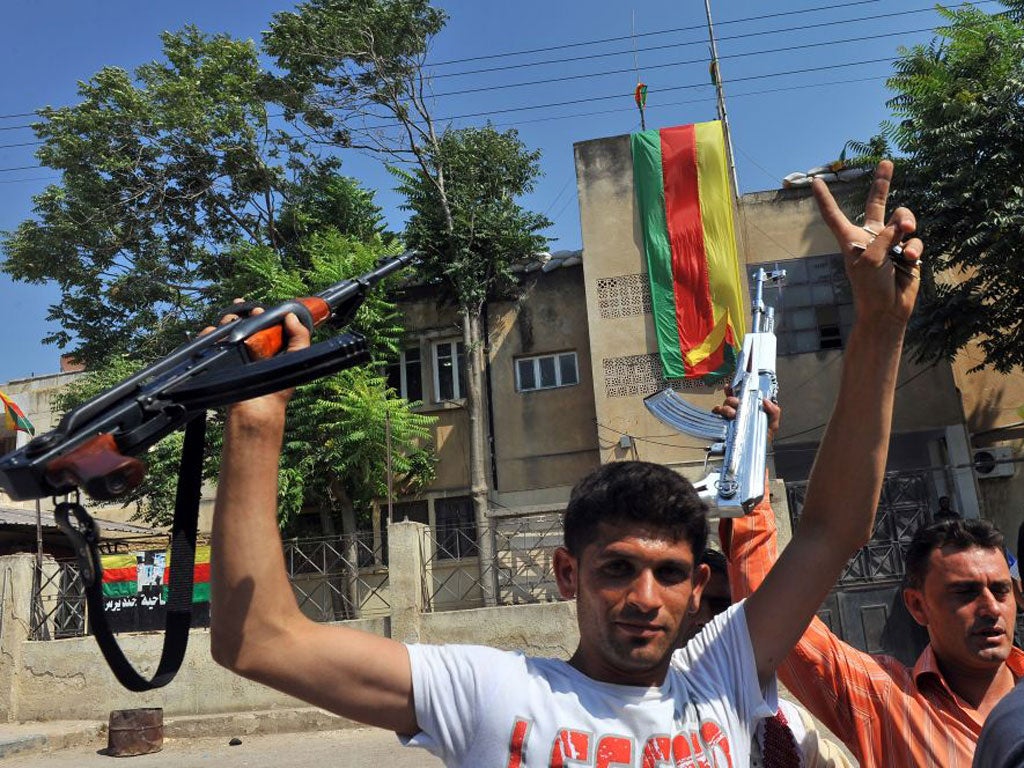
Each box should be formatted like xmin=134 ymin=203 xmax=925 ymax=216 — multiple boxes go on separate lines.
xmin=786 ymin=471 xmax=933 ymax=664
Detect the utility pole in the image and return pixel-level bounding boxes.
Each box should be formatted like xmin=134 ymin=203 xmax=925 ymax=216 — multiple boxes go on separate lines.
xmin=704 ymin=0 xmax=740 ymax=199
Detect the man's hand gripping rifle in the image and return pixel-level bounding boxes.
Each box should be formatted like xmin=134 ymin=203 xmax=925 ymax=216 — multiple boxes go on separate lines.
xmin=644 ymin=267 xmax=785 ymax=517
xmin=0 ymin=251 xmax=417 ymax=503
xmin=0 ymin=251 xmax=416 ymax=693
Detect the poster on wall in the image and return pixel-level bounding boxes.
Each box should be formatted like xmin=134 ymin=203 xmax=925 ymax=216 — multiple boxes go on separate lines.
xmin=98 ymin=545 xmax=211 ymax=633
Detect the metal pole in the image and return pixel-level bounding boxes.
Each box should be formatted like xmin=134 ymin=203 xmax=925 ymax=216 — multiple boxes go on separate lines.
xmin=703 ymin=0 xmax=741 ymax=199
xmin=385 ymin=410 xmax=394 ymax=525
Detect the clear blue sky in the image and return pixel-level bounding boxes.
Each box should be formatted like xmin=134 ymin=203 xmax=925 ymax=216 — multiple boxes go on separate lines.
xmin=0 ymin=0 xmax=978 ymax=383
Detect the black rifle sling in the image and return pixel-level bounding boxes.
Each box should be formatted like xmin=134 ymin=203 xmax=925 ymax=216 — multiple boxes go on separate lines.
xmin=59 ymin=415 xmax=205 ymax=692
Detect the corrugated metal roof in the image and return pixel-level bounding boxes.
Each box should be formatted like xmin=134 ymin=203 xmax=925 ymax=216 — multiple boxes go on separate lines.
xmin=0 ymin=505 xmax=159 ymax=534
xmin=512 ymin=249 xmax=584 ymax=274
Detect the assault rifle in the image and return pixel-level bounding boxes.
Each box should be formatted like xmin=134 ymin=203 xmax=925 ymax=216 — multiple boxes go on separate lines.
xmin=0 ymin=251 xmax=417 ymax=502
xmin=0 ymin=250 xmax=416 ymax=692
xmin=644 ymin=267 xmax=785 ymax=516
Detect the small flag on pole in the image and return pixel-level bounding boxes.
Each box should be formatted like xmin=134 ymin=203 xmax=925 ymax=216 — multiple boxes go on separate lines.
xmin=634 ymin=82 xmax=648 ymax=130
xmin=630 ymin=120 xmax=746 ymax=382
xmin=0 ymin=390 xmax=34 ymax=435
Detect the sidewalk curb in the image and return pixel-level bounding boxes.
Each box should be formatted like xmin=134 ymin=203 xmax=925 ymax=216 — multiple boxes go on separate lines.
xmin=0 ymin=722 xmax=105 ymax=760
xmin=0 ymin=708 xmax=356 ymax=760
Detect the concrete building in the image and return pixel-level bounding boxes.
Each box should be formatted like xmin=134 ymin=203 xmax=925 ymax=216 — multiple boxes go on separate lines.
xmin=3 ymin=126 xmax=1022 ymax=655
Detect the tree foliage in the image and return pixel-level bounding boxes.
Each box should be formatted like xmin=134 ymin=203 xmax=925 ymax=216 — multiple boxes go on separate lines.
xmin=391 ymin=125 xmax=552 ymax=311
xmin=856 ymin=2 xmax=1024 ymax=371
xmin=1 ymin=27 xmax=316 ymax=367
xmin=263 ymin=0 xmax=447 ymax=159
xmin=9 ymin=24 xmax=435 ymax=528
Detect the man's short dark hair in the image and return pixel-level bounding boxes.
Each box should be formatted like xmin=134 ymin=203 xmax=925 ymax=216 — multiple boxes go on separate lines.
xmin=904 ymin=518 xmax=1005 ymax=589
xmin=563 ymin=461 xmax=708 ymax=560
xmin=700 ymin=548 xmax=728 ymax=579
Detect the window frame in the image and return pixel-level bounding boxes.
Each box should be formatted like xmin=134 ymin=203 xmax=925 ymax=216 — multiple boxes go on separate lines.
xmin=432 ymin=339 xmax=466 ymax=403
xmin=515 ymin=351 xmax=580 ymax=392
xmin=387 ymin=346 xmax=423 ymax=402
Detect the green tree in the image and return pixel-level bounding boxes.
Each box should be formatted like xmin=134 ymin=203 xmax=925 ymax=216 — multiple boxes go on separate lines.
xmin=224 ymin=234 xmax=436 ymax=537
xmin=1 ymin=27 xmax=314 ymax=367
xmin=855 ymin=1 xmax=1024 ymax=371
xmin=8 ymin=26 xmax=434 ymax=529
xmin=265 ymin=2 xmax=551 ymax=601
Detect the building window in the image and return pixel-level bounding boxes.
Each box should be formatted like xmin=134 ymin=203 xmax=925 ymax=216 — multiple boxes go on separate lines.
xmin=386 ymin=347 xmax=423 ymax=402
xmin=516 ymin=352 xmax=579 ymax=392
xmin=757 ymin=254 xmax=854 ymax=356
xmin=434 ymin=496 xmax=478 ymax=560
xmin=0 ymin=434 xmax=15 ymax=456
xmin=433 ymin=340 xmax=466 ymax=402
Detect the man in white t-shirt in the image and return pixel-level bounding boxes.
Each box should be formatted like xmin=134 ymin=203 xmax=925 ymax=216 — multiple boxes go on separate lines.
xmin=208 ymin=160 xmax=921 ymax=767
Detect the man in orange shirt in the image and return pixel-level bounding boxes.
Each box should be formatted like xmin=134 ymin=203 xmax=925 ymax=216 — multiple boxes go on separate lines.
xmin=720 ymin=467 xmax=1024 ymax=767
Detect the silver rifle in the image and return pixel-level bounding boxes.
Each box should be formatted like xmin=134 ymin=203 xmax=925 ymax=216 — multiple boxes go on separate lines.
xmin=644 ymin=267 xmax=785 ymax=516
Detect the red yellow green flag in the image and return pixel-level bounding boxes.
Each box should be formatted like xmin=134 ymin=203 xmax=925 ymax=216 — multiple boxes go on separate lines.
xmin=162 ymin=544 xmax=211 ymax=604
xmin=0 ymin=390 xmax=34 ymax=435
xmin=631 ymin=121 xmax=746 ymax=381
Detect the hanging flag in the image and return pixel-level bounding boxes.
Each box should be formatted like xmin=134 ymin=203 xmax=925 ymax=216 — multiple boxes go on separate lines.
xmin=101 ymin=553 xmax=142 ymax=606
xmin=0 ymin=390 xmax=34 ymax=435
xmin=631 ymin=120 xmax=746 ymax=381
xmin=162 ymin=544 xmax=211 ymax=604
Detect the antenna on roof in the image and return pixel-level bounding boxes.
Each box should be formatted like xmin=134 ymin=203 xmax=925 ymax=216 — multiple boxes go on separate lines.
xmin=632 ymin=10 xmax=647 ymax=131
xmin=704 ymin=0 xmax=739 ymax=199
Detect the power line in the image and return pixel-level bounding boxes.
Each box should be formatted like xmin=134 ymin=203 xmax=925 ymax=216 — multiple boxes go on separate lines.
xmin=0 ymin=56 xmax=896 ymax=175
xmin=431 ymin=3 xmax=952 ymax=81
xmin=428 ymin=26 xmax=923 ymax=101
xmin=428 ymin=0 xmax=887 ymax=66
xmin=0 ymin=0 xmax=976 ymax=124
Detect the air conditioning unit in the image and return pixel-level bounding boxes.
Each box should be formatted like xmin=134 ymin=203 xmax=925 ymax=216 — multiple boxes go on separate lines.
xmin=972 ymin=447 xmax=1016 ymax=479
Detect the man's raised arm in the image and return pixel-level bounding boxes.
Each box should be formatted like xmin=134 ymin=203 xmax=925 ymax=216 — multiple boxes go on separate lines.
xmin=209 ymin=311 xmax=418 ymax=735
xmin=744 ymin=160 xmax=923 ymax=686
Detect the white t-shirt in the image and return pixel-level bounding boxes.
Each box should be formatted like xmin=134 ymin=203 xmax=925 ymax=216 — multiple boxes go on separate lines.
xmin=404 ymin=601 xmax=775 ymax=767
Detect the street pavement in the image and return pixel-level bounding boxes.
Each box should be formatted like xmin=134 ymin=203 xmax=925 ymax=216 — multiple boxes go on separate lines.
xmin=0 ymin=726 xmax=443 ymax=767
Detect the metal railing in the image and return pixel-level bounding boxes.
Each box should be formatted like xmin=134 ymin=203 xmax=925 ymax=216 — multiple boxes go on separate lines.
xmin=30 ymin=560 xmax=87 ymax=640
xmin=29 ymin=530 xmax=389 ymax=639
xmin=786 ymin=470 xmax=932 ymax=587
xmin=422 ymin=512 xmax=565 ymax=611
xmin=282 ymin=531 xmax=390 ymax=622
xmin=494 ymin=512 xmax=563 ymax=605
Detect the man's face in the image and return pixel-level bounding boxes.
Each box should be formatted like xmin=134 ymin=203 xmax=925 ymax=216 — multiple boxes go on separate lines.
xmin=904 ymin=545 xmax=1017 ymax=671
xmin=554 ymin=522 xmax=708 ymax=686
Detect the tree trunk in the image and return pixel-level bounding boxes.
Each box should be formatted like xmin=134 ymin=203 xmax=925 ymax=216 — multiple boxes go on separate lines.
xmin=463 ymin=307 xmax=496 ymax=606
xmin=324 ymin=485 xmax=359 ymax=620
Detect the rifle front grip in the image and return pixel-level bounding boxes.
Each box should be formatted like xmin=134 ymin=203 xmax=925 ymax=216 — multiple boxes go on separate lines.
xmin=243 ymin=297 xmax=331 ymax=360
xmin=45 ymin=433 xmax=147 ymax=501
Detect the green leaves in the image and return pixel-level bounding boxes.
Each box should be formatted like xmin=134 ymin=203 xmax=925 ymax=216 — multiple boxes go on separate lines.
xmin=2 ymin=27 xmax=310 ymax=368
xmin=393 ymin=124 xmax=552 ymax=311
xmin=861 ymin=3 xmax=1024 ymax=372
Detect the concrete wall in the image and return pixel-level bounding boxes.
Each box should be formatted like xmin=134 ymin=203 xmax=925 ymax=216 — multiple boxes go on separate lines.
xmin=396 ymin=268 xmax=600 ymax=501
xmin=572 ymin=131 xmax=968 ymax=509
xmin=1 ymin=508 xmax=794 ymax=723
xmin=487 ymin=267 xmax=601 ymax=493
xmin=951 ymin=341 xmax=1024 ymax=541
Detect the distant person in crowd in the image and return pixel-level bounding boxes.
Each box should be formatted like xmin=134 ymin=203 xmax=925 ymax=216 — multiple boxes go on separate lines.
xmin=935 ymin=495 xmax=959 ymax=522
xmin=687 ymin=548 xmax=854 ymax=768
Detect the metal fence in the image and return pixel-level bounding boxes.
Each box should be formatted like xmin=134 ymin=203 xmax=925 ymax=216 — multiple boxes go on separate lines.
xmin=786 ymin=470 xmax=932 ymax=587
xmin=282 ymin=532 xmax=390 ymax=622
xmin=421 ymin=512 xmax=564 ymax=611
xmin=30 ymin=560 xmax=87 ymax=640
xmin=28 ymin=530 xmax=388 ymax=640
